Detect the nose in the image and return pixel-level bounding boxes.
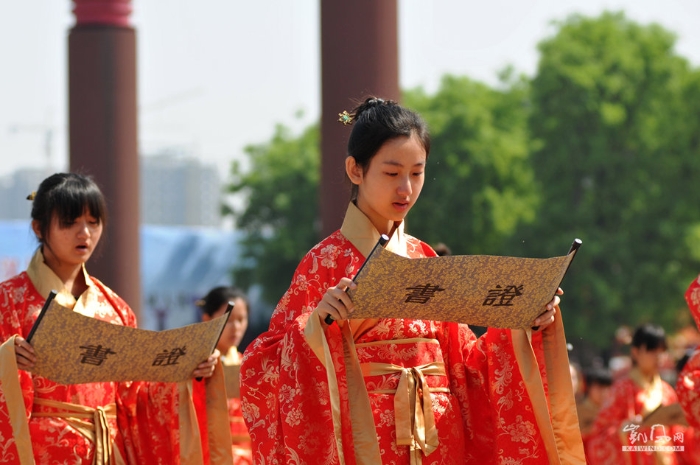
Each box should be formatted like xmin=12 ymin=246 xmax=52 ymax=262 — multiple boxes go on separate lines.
xmin=397 ymin=175 xmax=412 ymax=197
xmin=76 ymin=220 xmax=90 ymax=237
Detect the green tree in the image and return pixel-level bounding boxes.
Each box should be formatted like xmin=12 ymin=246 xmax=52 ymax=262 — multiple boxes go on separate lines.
xmin=679 ymin=69 xmax=700 ymax=268
xmin=224 ymin=123 xmax=320 ymax=305
xmin=224 ymin=12 xmax=700 ymax=352
xmin=405 ymin=73 xmax=539 ymax=255
xmin=226 ymin=75 xmax=540 ymax=307
xmin=520 ymin=11 xmax=700 ymax=348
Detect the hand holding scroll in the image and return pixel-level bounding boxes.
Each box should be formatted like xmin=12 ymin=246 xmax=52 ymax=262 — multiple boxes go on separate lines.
xmin=191 ymin=348 xmax=221 ymax=379
xmin=14 ymin=336 xmax=36 ymax=371
xmin=318 ymin=277 xmax=357 ymax=325
xmin=531 ymin=287 xmax=563 ymax=332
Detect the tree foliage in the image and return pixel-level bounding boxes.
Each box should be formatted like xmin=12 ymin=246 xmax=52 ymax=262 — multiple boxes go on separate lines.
xmin=223 ymin=123 xmax=320 ymax=305
xmin=518 ymin=11 xmax=700 ymax=347
xmin=224 ymin=12 xmax=700 ymax=353
xmin=404 ymin=73 xmax=539 ymax=255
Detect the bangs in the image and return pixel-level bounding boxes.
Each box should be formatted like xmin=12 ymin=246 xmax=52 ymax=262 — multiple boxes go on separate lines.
xmin=52 ymin=180 xmax=107 ymax=227
xmin=632 ymin=323 xmax=667 ymax=351
xmin=643 ymin=337 xmax=668 ymax=351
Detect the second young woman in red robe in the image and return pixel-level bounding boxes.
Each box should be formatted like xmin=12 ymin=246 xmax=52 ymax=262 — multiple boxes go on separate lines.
xmin=0 ymin=173 xmax=229 ymax=465
xmin=240 ymin=97 xmax=585 ymax=464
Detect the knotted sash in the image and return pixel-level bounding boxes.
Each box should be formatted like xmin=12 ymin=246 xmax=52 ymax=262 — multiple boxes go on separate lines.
xmin=362 ymin=359 xmax=449 ymax=464
xmin=33 ymin=398 xmax=121 ymax=465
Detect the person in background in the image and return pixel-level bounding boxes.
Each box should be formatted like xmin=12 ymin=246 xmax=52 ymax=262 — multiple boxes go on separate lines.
xmin=199 ymin=286 xmax=252 ymax=464
xmin=0 ymin=172 xmax=225 ymax=464
xmin=587 ymin=323 xmax=682 ymax=465
xmin=570 ymin=361 xmax=584 ymax=402
xmin=576 ymin=366 xmax=613 ymax=455
xmin=240 ymin=97 xmax=584 ymax=464
xmin=675 ymin=275 xmax=700 ymax=465
xmin=432 ymin=242 xmax=452 ymax=257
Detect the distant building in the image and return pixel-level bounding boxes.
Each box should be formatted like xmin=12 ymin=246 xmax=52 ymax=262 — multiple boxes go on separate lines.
xmin=0 ymin=168 xmax=52 ymax=220
xmin=140 ymin=149 xmax=222 ymax=227
xmin=1 ymin=152 xmax=223 ymax=228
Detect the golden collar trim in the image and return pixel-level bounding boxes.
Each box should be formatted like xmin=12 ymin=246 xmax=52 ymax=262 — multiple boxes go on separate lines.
xmin=340 ymin=202 xmax=408 ymax=258
xmin=26 ymin=248 xmax=95 ymax=316
xmin=221 ymin=346 xmax=241 ymax=366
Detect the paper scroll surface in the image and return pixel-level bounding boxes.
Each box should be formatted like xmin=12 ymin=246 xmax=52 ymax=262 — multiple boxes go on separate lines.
xmin=29 ymin=300 xmax=227 ymax=384
xmin=641 ymin=403 xmax=689 ymax=427
xmin=222 ymin=364 xmax=240 ymax=398
xmin=347 ymin=246 xmax=576 ymax=329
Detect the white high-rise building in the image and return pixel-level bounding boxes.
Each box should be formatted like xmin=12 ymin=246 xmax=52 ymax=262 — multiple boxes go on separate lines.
xmin=0 ymin=153 xmax=222 ymax=228
xmin=140 ymin=149 xmax=222 ymax=227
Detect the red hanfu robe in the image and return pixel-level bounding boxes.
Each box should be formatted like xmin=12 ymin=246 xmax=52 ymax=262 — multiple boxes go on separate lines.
xmin=0 ymin=251 xmax=231 ymax=465
xmin=192 ymin=347 xmax=251 ymax=465
xmin=675 ymin=275 xmax=700 ymax=465
xmin=677 ymin=351 xmax=700 ymax=465
xmin=586 ymin=370 xmax=682 ymax=465
xmin=240 ymin=203 xmax=584 ymax=465
xmin=223 ymin=348 xmax=252 ymax=465
xmin=680 ymin=274 xmax=700 ymax=431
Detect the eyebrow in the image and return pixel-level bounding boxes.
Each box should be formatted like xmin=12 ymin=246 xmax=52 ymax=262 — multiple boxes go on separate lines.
xmin=382 ymin=160 xmax=425 ymax=168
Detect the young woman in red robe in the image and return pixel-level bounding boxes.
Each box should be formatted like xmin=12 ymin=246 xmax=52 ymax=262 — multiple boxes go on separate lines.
xmin=0 ymin=173 xmax=229 ymax=465
xmin=198 ymin=286 xmax=253 ymax=464
xmin=675 ymin=275 xmax=700 ymax=465
xmin=240 ymin=97 xmax=585 ymax=464
xmin=586 ymin=324 xmax=686 ymax=465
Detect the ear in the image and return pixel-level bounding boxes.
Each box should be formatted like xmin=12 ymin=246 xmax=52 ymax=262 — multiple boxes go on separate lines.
xmin=630 ymin=347 xmax=639 ymax=362
xmin=31 ymin=220 xmax=41 ymax=240
xmin=345 ymin=156 xmax=363 ymax=185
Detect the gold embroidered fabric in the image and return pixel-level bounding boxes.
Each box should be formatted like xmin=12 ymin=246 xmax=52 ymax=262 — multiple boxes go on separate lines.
xmin=223 ymin=364 xmax=241 ymax=398
xmin=348 ymin=245 xmax=576 ymax=329
xmin=0 ymin=336 xmax=34 ymax=465
xmin=221 ymin=347 xmax=242 ymax=398
xmin=303 ymin=204 xmax=586 ymax=463
xmin=26 ymin=248 xmax=99 ymax=317
xmin=28 ymin=299 xmax=228 ymax=384
xmin=629 ymin=368 xmax=665 ymax=416
xmin=32 ymin=398 xmax=120 ymax=465
xmin=363 ymin=361 xmax=448 ymax=464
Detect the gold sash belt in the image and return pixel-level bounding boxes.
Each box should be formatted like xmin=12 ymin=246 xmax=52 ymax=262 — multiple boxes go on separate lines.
xmin=361 ymin=361 xmax=448 ymax=464
xmin=33 ymin=398 xmax=117 ymax=465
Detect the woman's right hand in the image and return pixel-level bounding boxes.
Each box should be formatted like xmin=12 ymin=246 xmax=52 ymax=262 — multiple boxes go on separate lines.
xmin=317 ymin=277 xmax=357 ymax=324
xmin=14 ymin=336 xmax=36 ymax=371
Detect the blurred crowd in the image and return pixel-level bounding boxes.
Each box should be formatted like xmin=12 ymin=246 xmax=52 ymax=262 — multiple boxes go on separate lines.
xmin=570 ymin=321 xmax=700 ymax=464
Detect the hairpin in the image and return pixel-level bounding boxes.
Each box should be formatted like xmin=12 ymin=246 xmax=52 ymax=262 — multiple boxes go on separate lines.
xmin=26 ymin=192 xmax=36 ymax=201
xmin=194 ymin=299 xmax=205 ymax=307
xmin=338 ymin=110 xmax=353 ymax=126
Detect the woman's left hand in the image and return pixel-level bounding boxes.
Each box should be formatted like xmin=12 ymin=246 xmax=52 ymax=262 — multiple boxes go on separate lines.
xmin=191 ymin=349 xmax=220 ymax=379
xmin=532 ymin=287 xmax=563 ymax=331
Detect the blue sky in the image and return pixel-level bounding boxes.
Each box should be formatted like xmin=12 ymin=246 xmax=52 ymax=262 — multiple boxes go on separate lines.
xmin=1 ymin=0 xmax=699 ymax=178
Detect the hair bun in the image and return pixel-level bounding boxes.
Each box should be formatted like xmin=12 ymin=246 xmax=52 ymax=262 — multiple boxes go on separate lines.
xmin=366 ymin=97 xmax=385 ymax=106
xmin=351 ymin=96 xmax=397 ymax=122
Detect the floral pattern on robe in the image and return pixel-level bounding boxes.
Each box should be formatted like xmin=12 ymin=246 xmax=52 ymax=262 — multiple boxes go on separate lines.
xmin=675 ymin=275 xmax=700 ymax=465
xmin=0 ymin=271 xmax=181 ymax=464
xmin=587 ymin=370 xmax=685 ymax=465
xmin=240 ymin=228 xmax=574 ymax=465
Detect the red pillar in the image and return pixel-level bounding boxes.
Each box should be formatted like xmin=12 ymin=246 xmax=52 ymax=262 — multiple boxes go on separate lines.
xmin=320 ymin=1 xmax=400 ymax=237
xmin=69 ymin=0 xmax=141 ymax=318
